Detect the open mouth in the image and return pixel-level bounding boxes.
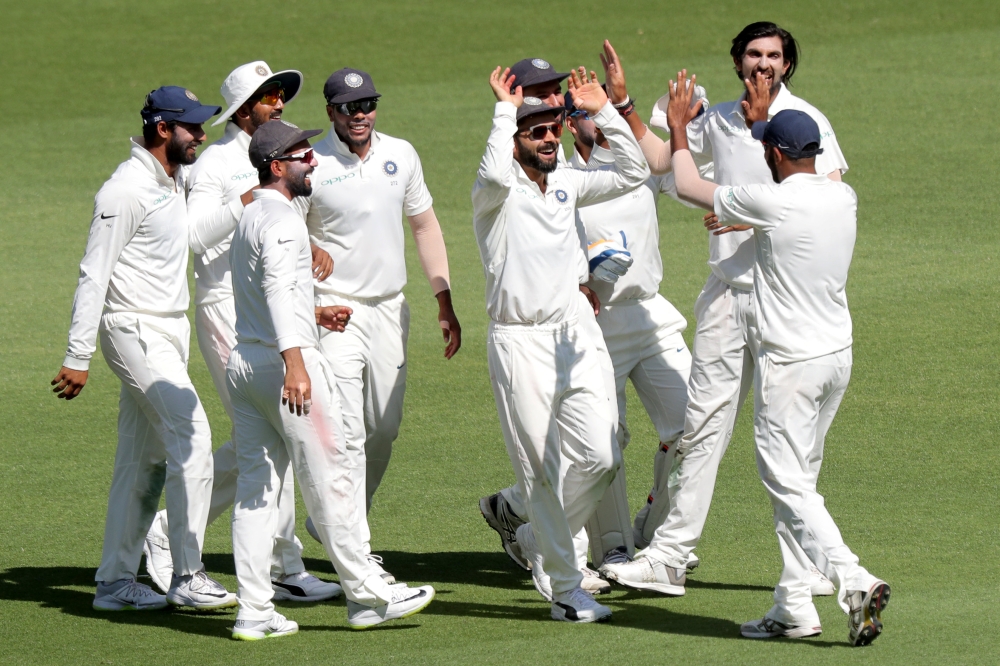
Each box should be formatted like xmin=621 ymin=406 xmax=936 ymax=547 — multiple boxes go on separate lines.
xmin=348 ymin=121 xmax=369 ymax=135
xmin=537 ymin=143 xmax=558 ymax=158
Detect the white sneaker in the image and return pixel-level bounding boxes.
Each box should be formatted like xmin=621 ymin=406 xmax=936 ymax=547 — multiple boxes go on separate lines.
xmin=367 ymin=554 xmax=396 ymax=585
xmin=741 ymin=616 xmax=822 ymax=639
xmin=142 ymin=511 xmax=173 ymax=594
xmin=479 ymin=493 xmax=529 ymax=570
xmin=686 ymin=552 xmax=701 ymax=572
xmin=551 ymin=587 xmax=612 ymax=623
xmin=847 ymin=580 xmax=890 ymax=646
xmin=810 ymin=566 xmax=835 ymax=596
xmin=93 ymin=578 xmax=168 ymax=611
xmin=600 ymin=553 xmax=686 ymax=596
xmin=272 ymin=571 xmax=342 ymax=602
xmin=347 ymin=585 xmax=435 ymax=629
xmin=515 ymin=524 xmax=552 ymax=601
xmin=166 ymin=569 xmax=237 ymax=610
xmin=232 ymin=612 xmax=299 ymax=640
xmin=580 ymin=567 xmax=611 ymax=595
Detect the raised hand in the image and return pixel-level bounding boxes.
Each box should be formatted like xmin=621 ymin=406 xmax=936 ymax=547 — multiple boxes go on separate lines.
xmin=489 ymin=67 xmax=523 ymax=107
xmin=599 ymin=40 xmax=629 ymax=104
xmin=667 ymin=69 xmax=703 ymax=132
xmin=567 ymin=67 xmax=609 ymax=115
xmin=741 ymin=71 xmax=772 ymax=127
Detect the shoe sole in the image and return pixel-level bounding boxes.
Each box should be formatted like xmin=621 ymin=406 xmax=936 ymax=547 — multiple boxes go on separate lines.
xmin=479 ymin=498 xmax=530 ymax=571
xmin=142 ymin=540 xmax=173 ymax=594
xmin=741 ymin=625 xmax=822 ymax=639
xmin=602 ymin=570 xmax=685 ymax=596
xmin=231 ymin=627 xmax=299 ymax=641
xmin=551 ymin=606 xmax=612 ymax=623
xmin=167 ymin=596 xmax=238 ymax=610
xmin=93 ymin=601 xmax=168 ymax=611
xmin=348 ymin=589 xmax=436 ymax=629
xmin=850 ymin=582 xmax=890 ymax=646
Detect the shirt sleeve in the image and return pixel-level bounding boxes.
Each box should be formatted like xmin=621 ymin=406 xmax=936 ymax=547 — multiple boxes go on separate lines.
xmin=402 ymin=143 xmax=433 ymax=217
xmin=260 ymin=216 xmax=306 ymax=352
xmin=811 ymin=110 xmax=849 ymax=177
xmin=573 ymin=101 xmax=651 ymax=207
xmin=186 ymin=159 xmax=245 ymax=254
xmin=63 ymin=184 xmax=144 ymax=370
xmin=713 ymin=183 xmax=783 ymax=232
xmin=471 ymin=102 xmax=518 ymax=219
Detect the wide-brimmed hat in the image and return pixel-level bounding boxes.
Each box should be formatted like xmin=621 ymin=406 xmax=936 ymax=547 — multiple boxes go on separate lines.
xmin=213 ymin=61 xmax=303 ymax=127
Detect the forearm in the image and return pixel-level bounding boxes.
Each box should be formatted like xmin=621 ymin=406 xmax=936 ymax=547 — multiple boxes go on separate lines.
xmin=670 ymin=148 xmax=717 ymax=211
xmin=407 ymin=208 xmax=451 ymax=295
xmin=188 ymin=197 xmax=243 ymax=254
xmin=638 ymin=126 xmax=672 ymax=175
xmin=280 ymin=346 xmax=305 ymax=372
xmin=593 ymin=101 xmax=650 ymax=190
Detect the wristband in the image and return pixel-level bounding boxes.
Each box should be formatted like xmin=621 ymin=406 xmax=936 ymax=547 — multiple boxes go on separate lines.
xmin=618 ymin=101 xmax=635 ymax=117
xmin=612 ymin=95 xmax=632 ymax=109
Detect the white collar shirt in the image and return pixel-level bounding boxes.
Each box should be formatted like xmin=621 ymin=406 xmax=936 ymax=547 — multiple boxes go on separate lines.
xmin=185 ymin=121 xmax=256 ymax=306
xmin=713 ymin=172 xmax=857 ymax=362
xmin=689 ymin=83 xmax=849 ymax=290
xmin=63 ymin=138 xmax=190 ymax=371
xmin=296 ymin=127 xmax=433 ymax=299
xmin=472 ymin=101 xmax=650 ymax=325
xmin=231 ymin=188 xmax=318 ymax=352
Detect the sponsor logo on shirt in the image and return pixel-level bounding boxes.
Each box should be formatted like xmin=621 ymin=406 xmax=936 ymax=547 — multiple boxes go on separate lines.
xmin=716 ymin=117 xmax=742 ymax=136
xmin=382 ymin=160 xmax=398 ymax=177
xmin=514 ymin=187 xmax=540 ymax=200
xmin=320 ymin=172 xmax=359 ymax=186
xmin=231 ymin=172 xmax=256 ymax=181
xmin=153 ymin=193 xmax=171 ymax=205
xmin=554 ymin=189 xmax=568 ymax=203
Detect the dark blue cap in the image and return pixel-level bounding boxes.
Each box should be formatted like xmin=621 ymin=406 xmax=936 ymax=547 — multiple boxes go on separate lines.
xmin=324 ymin=68 xmax=381 ymax=105
xmin=750 ymin=109 xmax=825 ymax=159
xmin=509 ymin=58 xmax=569 ymax=91
xmin=140 ymin=86 xmax=222 ymax=126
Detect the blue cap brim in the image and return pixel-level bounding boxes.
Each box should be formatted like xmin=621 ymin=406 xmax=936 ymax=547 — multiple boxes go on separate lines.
xmin=177 ymin=104 xmax=222 ymax=125
xmin=750 ymin=120 xmax=768 ymax=141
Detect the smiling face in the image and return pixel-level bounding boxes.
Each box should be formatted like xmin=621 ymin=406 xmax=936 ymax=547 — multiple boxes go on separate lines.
xmin=514 ymin=110 xmax=562 ymax=174
xmin=329 ymin=103 xmax=376 ymax=149
xmin=165 ymin=121 xmax=206 ymax=165
xmin=735 ymin=35 xmax=790 ymax=96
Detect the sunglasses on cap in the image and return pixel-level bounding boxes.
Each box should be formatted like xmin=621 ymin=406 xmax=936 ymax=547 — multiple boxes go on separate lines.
xmin=271 ymin=148 xmax=314 ymax=163
xmin=518 ymin=122 xmax=563 ymax=141
xmin=253 ymin=85 xmax=285 ymax=107
xmin=568 ymin=109 xmax=590 ymax=120
xmin=331 ymin=99 xmax=378 ymax=116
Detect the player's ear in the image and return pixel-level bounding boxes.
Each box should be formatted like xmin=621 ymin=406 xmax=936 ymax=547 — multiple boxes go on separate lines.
xmin=269 ymin=160 xmax=282 ymax=180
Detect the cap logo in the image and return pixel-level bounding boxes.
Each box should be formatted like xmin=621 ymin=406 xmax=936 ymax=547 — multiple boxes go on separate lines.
xmin=523 ymin=96 xmax=543 ymax=106
xmin=255 ymin=65 xmax=268 ymax=76
xmin=184 ymin=90 xmax=198 ymax=101
xmin=345 ymin=73 xmax=364 ymax=88
xmin=531 ymin=59 xmax=551 ymax=70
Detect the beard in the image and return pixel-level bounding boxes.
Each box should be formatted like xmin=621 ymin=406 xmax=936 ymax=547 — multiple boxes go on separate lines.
xmin=251 ymin=105 xmax=281 ymax=129
xmin=287 ymin=165 xmax=313 ymax=197
xmin=165 ymin=132 xmax=197 ymax=165
xmin=334 ymin=122 xmax=372 ymax=148
xmin=515 ymin=140 xmax=558 ymax=173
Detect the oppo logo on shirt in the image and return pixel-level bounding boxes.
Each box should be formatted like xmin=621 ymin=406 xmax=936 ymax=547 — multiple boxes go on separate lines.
xmin=231 ymin=172 xmax=256 ymax=181
xmin=716 ymin=118 xmax=741 ymax=135
xmin=515 ymin=187 xmax=540 ymax=201
xmin=321 ymin=172 xmax=358 ymax=187
xmin=153 ymin=193 xmax=170 ymax=205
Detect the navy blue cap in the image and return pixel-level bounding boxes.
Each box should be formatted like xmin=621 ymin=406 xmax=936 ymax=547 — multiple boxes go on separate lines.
xmin=509 ymin=58 xmax=569 ymax=91
xmin=324 ymin=68 xmax=381 ymax=105
xmin=140 ymin=86 xmax=222 ymax=126
xmin=516 ymin=96 xmax=561 ymax=123
xmin=750 ymin=109 xmax=825 ymax=160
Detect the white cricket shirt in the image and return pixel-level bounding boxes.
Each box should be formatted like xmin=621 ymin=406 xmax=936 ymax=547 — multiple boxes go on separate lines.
xmin=297 ymin=128 xmax=433 ymax=299
xmin=185 ymin=122 xmax=257 ymax=306
xmin=231 ymin=189 xmax=318 ymax=352
xmin=63 ymin=138 xmax=191 ymax=371
xmin=689 ymin=83 xmax=848 ymax=290
xmin=714 ymin=173 xmax=857 ymax=362
xmin=472 ymin=101 xmax=649 ymax=325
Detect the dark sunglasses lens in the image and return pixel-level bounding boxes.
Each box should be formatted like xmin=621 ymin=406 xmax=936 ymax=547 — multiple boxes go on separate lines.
xmin=531 ymin=124 xmax=561 ymax=140
xmin=360 ymin=99 xmax=377 ymax=113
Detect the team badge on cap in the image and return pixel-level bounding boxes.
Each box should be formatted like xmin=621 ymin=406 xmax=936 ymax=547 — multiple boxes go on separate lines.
xmin=255 ymin=65 xmax=268 ymax=76
xmin=523 ymin=96 xmax=543 ymax=106
xmin=184 ymin=90 xmax=198 ymax=101
xmin=382 ymin=160 xmax=398 ymax=176
xmin=345 ymin=73 xmax=364 ymax=88
xmin=555 ymin=190 xmax=568 ymax=203
xmin=531 ymin=59 xmax=551 ymax=69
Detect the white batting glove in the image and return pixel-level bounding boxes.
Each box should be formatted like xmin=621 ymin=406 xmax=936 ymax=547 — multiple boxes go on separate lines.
xmin=588 ymin=232 xmax=633 ymax=283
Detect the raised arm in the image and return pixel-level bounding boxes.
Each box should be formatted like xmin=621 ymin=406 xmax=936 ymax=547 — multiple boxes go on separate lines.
xmin=667 ymin=70 xmax=717 ymax=211
xmin=186 ymin=162 xmax=256 ymax=254
xmin=473 ymin=67 xmax=524 ymax=216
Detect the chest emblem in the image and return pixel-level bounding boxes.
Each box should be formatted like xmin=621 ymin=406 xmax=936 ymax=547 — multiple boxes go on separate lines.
xmin=382 ymin=160 xmax=399 ymax=176
xmin=554 ymin=189 xmax=568 ymax=203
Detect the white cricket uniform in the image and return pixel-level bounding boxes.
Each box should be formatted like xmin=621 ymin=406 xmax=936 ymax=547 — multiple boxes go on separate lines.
xmin=643 ymin=85 xmax=849 ymax=581
xmin=185 ymin=121 xmax=303 ymax=578
xmin=63 ymin=138 xmax=213 ymax=583
xmin=712 ymin=174 xmax=877 ymax=623
xmin=227 ymin=189 xmax=393 ymax=620
xmin=499 ymin=145 xmax=692 ymax=567
xmin=296 ymin=128 xmax=433 ymax=552
xmin=473 ymin=100 xmax=648 ymax=595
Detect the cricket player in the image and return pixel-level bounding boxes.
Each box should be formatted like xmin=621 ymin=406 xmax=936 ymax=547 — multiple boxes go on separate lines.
xmin=664 ymin=76 xmax=890 ymax=645
xmin=142 ymin=61 xmax=341 ymax=604
xmin=227 ymin=120 xmax=434 ymax=639
xmin=51 ymin=86 xmax=236 ymax=611
xmin=472 ymin=66 xmax=648 ymax=622
xmin=296 ymin=68 xmax=461 ymax=583
xmin=599 ymin=27 xmax=841 ymax=597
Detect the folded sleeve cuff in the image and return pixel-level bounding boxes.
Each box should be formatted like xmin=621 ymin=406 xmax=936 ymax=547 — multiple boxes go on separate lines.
xmin=275 ymin=335 xmax=303 ymax=354
xmin=62 ymin=355 xmax=91 ymax=372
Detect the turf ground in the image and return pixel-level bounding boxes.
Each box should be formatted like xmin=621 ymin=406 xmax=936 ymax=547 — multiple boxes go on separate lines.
xmin=2 ymin=0 xmax=999 ymax=663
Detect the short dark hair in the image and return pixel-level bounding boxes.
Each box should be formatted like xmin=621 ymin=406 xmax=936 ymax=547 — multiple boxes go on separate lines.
xmin=257 ymin=163 xmax=276 ymax=185
xmin=141 ymin=119 xmax=177 ymax=144
xmin=730 ymin=22 xmax=800 ymax=86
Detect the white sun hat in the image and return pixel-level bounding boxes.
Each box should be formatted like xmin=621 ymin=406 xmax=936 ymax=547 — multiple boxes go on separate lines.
xmin=213 ymin=61 xmax=303 ymax=127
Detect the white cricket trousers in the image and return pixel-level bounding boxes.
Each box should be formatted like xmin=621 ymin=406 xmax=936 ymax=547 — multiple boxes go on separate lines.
xmin=316 ymin=291 xmax=408 ymax=553
xmin=95 ymin=312 xmax=213 ymax=583
xmin=195 ymin=299 xmax=303 ymax=577
xmin=756 ymin=347 xmax=877 ymax=622
xmin=227 ymin=343 xmax=392 ymax=620
xmin=487 ymin=314 xmax=619 ymax=596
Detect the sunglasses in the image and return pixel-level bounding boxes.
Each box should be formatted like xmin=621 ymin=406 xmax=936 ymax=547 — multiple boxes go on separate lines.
xmin=332 ymin=99 xmax=378 ymax=116
xmin=254 ymin=85 xmax=285 ymax=107
xmin=271 ymin=148 xmax=314 ymax=163
xmin=519 ymin=122 xmax=563 ymax=141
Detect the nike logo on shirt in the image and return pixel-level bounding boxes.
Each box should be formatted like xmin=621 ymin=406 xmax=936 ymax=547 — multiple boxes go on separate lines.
xmin=277 ymin=239 xmax=295 ymax=244
xmin=100 ymin=213 xmax=117 ymax=219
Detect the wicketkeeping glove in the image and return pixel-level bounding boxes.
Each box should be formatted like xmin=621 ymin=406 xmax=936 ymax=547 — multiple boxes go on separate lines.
xmin=588 ymin=231 xmax=633 ymax=283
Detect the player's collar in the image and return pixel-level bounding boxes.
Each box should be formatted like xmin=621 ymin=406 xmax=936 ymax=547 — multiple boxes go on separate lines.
xmin=328 ymin=123 xmax=381 ymax=160
xmin=225 ymin=121 xmax=253 ymax=151
xmin=129 ymin=136 xmax=176 ymax=188
xmin=252 ymin=187 xmax=297 ymax=207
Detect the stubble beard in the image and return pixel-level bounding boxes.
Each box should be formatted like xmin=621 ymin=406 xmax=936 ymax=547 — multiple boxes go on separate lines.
xmin=166 ymin=132 xmax=197 ymax=165
xmin=287 ymin=165 xmax=313 ymax=197
xmin=515 ymin=141 xmax=558 ymax=174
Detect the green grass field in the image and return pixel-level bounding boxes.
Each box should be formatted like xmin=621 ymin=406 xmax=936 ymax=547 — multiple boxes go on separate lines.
xmin=2 ymin=0 xmax=999 ymax=663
